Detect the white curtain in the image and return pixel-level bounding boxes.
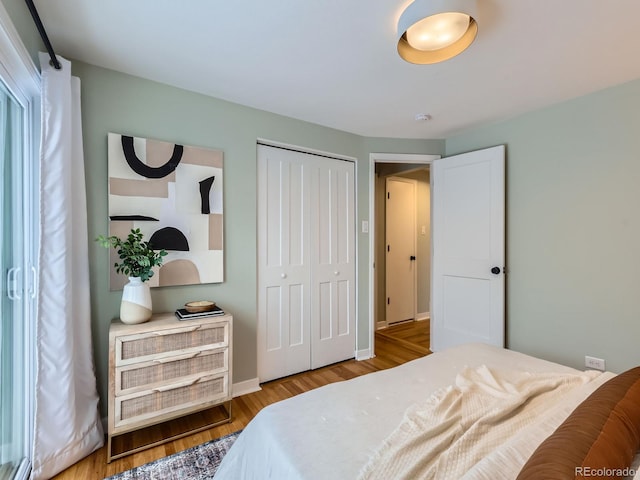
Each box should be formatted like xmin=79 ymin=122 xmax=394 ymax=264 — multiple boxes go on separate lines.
xmin=32 ymin=53 xmax=103 ymax=480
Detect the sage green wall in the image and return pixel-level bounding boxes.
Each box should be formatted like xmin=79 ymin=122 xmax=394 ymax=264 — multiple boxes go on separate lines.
xmin=71 ymin=62 xmax=443 ymax=415
xmin=1 ymin=0 xmax=43 ymax=65
xmin=446 ymin=78 xmax=640 ymax=373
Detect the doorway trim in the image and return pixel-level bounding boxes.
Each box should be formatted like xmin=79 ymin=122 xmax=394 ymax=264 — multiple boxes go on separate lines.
xmin=364 ymin=153 xmax=440 ymax=360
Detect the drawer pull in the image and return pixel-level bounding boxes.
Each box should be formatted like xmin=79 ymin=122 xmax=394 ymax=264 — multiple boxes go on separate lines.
xmin=153 ymin=377 xmax=201 ymax=393
xmin=152 ymin=324 xmax=202 ymax=335
xmin=153 ymin=351 xmax=201 ymax=364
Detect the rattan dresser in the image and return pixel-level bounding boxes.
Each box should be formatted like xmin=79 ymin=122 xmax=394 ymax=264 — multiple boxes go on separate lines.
xmin=107 ymin=312 xmax=232 ymax=462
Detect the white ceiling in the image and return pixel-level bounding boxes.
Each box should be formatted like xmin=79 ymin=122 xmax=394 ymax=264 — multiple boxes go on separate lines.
xmin=33 ymin=0 xmax=640 ymax=139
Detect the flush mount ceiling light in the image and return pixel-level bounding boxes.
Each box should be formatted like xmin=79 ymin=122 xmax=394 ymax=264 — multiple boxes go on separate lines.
xmin=397 ymin=0 xmax=478 ymax=64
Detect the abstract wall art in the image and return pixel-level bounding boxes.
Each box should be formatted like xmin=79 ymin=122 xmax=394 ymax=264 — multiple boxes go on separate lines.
xmin=107 ymin=133 xmax=224 ymax=289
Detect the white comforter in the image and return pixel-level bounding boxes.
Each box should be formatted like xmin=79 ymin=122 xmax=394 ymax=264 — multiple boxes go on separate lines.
xmin=214 ymin=343 xmax=613 ymax=480
xmin=359 ymin=365 xmax=600 ymax=480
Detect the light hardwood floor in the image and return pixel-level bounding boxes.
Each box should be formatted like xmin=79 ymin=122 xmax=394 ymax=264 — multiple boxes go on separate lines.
xmin=53 ymin=320 xmax=430 ymax=479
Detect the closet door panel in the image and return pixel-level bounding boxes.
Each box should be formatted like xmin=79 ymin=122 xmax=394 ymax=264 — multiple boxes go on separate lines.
xmin=258 ymin=147 xmax=311 ymax=382
xmin=311 ymin=159 xmax=356 ymax=369
xmin=264 ymin=286 xmax=282 ymax=351
xmin=337 ymin=279 xmax=351 ymax=336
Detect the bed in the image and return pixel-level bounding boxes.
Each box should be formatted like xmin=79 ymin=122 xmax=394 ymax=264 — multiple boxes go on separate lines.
xmin=214 ymin=343 xmax=640 ymax=479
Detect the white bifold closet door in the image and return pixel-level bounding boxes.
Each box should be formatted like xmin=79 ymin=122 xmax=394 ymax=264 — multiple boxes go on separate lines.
xmin=257 ymin=144 xmax=355 ymax=382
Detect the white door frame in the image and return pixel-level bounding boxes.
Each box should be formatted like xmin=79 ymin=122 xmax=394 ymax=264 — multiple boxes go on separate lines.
xmin=366 ymin=153 xmax=440 ymax=359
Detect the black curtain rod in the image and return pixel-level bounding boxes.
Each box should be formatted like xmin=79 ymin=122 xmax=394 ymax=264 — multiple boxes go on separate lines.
xmin=24 ymin=0 xmax=61 ymax=70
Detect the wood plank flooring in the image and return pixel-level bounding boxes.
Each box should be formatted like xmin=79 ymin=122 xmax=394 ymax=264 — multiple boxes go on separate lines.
xmin=52 ymin=320 xmax=430 ymax=479
xmin=376 ymin=319 xmax=431 ymax=356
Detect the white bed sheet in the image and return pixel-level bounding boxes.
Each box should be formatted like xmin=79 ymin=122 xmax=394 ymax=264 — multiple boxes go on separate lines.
xmin=214 ymin=343 xmax=613 ymax=480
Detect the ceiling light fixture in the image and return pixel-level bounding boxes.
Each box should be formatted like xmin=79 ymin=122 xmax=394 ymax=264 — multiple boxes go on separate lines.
xmin=397 ymin=0 xmax=478 ymax=64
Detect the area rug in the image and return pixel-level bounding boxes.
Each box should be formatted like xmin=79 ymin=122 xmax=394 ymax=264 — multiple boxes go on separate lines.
xmin=105 ymin=430 xmax=240 ymax=480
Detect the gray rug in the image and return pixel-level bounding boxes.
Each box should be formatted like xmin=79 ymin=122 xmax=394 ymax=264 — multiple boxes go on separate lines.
xmin=105 ymin=431 xmax=240 ymax=480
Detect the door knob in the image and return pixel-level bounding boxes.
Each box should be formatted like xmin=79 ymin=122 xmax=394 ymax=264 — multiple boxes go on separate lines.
xmin=281 ymin=273 xmax=287 ymax=279
xmin=491 ymin=266 xmax=501 ymax=275
xmin=410 ymin=255 xmax=416 ymax=261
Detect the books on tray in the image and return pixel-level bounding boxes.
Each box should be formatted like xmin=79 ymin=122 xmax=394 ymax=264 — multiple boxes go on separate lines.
xmin=175 ymin=305 xmax=225 ymax=320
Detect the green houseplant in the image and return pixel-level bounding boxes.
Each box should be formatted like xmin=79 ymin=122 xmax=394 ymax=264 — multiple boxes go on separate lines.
xmin=96 ymin=228 xmax=167 ymax=282
xmin=97 ymin=228 xmax=167 ymax=324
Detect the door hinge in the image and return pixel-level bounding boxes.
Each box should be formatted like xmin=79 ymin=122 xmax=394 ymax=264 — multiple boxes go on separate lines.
xmin=387 ymin=244 xmax=390 ymax=252
xmin=387 ymin=192 xmax=390 ymax=199
xmin=387 ymin=297 xmax=390 ymax=305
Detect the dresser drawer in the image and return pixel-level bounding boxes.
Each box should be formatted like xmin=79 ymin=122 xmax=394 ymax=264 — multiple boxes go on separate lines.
xmin=114 ymin=372 xmax=229 ymax=429
xmin=115 ymin=321 xmax=229 ymax=366
xmin=115 ymin=348 xmax=228 ymax=395
xmin=108 ymin=313 xmax=233 ymax=462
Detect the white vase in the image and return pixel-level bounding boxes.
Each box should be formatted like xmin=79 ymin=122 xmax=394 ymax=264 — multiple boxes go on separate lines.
xmin=120 ymin=276 xmax=152 ymax=324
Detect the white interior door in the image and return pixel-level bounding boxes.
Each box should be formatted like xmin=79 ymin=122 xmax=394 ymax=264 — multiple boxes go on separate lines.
xmin=258 ymin=145 xmax=356 ymax=381
xmin=310 ymin=159 xmax=356 ymax=368
xmin=257 ymin=146 xmax=311 ymax=381
xmin=385 ymin=177 xmax=416 ymax=324
xmin=431 ymin=145 xmax=505 ymax=351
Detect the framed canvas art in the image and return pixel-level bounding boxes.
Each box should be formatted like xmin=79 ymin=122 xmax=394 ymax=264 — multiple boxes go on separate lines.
xmin=107 ymin=133 xmax=223 ymax=289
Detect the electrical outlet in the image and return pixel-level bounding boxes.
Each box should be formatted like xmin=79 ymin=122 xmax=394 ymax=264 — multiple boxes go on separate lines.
xmin=585 ymin=355 xmax=606 ymax=371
